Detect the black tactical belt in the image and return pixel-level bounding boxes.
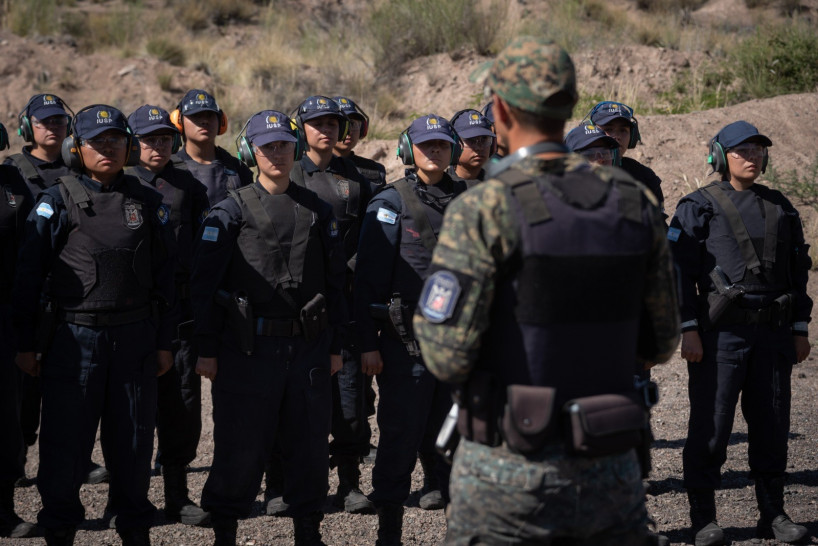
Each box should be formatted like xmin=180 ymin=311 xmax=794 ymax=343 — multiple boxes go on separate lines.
xmin=255 ymin=317 xmax=303 ymax=337
xmin=59 ymin=305 xmax=153 ymax=327
xmin=720 ymin=305 xmax=785 ymax=326
xmin=176 ymin=282 xmax=191 ymax=300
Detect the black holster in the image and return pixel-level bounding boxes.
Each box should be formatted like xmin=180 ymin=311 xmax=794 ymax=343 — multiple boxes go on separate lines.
xmin=300 ymin=293 xmax=328 ymax=342
xmin=34 ymin=300 xmax=57 ymax=358
xmin=216 ymin=290 xmax=254 ymax=355
xmin=456 ymin=370 xmax=502 ymax=447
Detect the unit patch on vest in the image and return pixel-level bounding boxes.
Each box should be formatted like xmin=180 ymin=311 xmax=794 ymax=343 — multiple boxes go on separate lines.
xmin=336 ymin=179 xmax=350 ymax=201
xmin=202 ymin=226 xmax=219 ymax=242
xmin=157 ymin=204 xmax=170 ymax=225
xmin=667 ymin=226 xmax=681 ymax=242
xmin=124 ymin=203 xmax=143 ymax=229
xmin=329 ymin=218 xmax=339 ymax=238
xmin=377 ymin=207 xmax=397 ymax=225
xmin=36 ymin=202 xmax=54 ymax=219
xmin=419 ymin=270 xmax=461 ymax=323
xmin=4 ymin=187 xmax=16 ymax=208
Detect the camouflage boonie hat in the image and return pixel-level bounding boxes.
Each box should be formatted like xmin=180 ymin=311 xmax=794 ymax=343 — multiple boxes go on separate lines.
xmin=488 ymin=36 xmax=578 ymax=120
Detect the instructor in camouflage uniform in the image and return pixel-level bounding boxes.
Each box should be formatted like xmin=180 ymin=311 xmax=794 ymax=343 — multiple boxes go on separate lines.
xmin=414 ymin=37 xmax=680 ymax=545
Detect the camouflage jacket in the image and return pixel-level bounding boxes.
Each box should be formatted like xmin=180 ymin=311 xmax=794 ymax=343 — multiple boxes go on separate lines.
xmin=413 ymin=152 xmax=680 ymax=384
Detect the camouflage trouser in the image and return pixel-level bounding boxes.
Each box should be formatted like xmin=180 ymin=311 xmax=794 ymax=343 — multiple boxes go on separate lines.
xmin=445 ymin=439 xmax=648 ymax=545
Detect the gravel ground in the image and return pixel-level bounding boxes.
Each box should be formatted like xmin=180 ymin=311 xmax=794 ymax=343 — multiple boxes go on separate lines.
xmin=8 ymin=307 xmax=818 ymax=545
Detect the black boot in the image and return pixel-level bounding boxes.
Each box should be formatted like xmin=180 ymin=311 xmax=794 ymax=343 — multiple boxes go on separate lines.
xmin=264 ymin=457 xmax=289 ymax=516
xmin=83 ymin=461 xmax=109 ymax=484
xmin=118 ymin=526 xmax=151 ymax=546
xmin=418 ymin=452 xmax=444 ymax=510
xmin=755 ymin=476 xmax=808 ymax=543
xmin=162 ymin=465 xmax=210 ymax=526
xmin=376 ymin=504 xmax=404 ymax=546
xmin=293 ymin=512 xmax=326 ymax=546
xmin=0 ymin=480 xmax=38 ymax=538
xmin=213 ymin=517 xmax=237 ymax=546
xmin=43 ymin=527 xmax=76 ymax=546
xmin=334 ymin=461 xmax=375 ymax=514
xmin=687 ymin=488 xmax=725 ymax=546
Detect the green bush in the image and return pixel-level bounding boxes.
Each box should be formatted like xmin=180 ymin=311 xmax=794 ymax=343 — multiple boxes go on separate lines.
xmin=147 ymin=38 xmax=187 ymax=66
xmin=170 ymin=0 xmax=256 ymax=30
xmin=766 ymin=155 xmax=818 ymax=210
xmin=370 ymin=0 xmax=505 ymax=74
xmin=729 ymin=20 xmax=818 ymax=100
xmin=5 ymin=0 xmax=61 ymax=36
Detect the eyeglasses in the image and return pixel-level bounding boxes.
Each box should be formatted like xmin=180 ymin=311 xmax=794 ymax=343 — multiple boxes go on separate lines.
xmin=140 ymin=135 xmax=174 ymax=148
xmin=578 ymin=147 xmax=614 ymax=162
xmin=727 ymin=144 xmax=766 ymax=159
xmin=81 ymin=135 xmax=129 ymax=149
xmin=31 ymin=116 xmax=70 ymax=128
xmin=463 ymin=136 xmax=493 ymax=149
xmin=254 ymin=141 xmax=294 ymax=155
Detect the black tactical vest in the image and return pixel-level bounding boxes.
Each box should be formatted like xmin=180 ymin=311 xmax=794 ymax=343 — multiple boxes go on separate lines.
xmin=225 ymin=184 xmax=328 ymax=318
xmin=8 ymin=152 xmax=71 ymax=195
xmin=292 ymin=160 xmax=363 ymax=260
xmin=390 ymin=174 xmax=466 ymax=306
xmin=478 ymin=167 xmax=654 ymax=408
xmin=699 ymin=181 xmax=792 ymax=294
xmin=50 ymin=175 xmax=154 ymax=312
xmin=0 ymin=171 xmax=30 ymax=301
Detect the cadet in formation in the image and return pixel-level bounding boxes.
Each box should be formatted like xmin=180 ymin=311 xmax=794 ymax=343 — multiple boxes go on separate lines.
xmin=669 ymin=121 xmax=811 ymax=545
xmin=355 ymin=113 xmax=468 ymax=545
xmin=414 ymin=36 xmax=680 ymax=545
xmin=13 ymin=105 xmax=177 ymax=546
xmin=191 ymin=110 xmax=346 ymax=546
xmin=0 ymin=123 xmax=38 ymax=539
xmin=127 ymin=104 xmax=211 ymax=527
xmin=447 ymin=108 xmax=496 ymax=183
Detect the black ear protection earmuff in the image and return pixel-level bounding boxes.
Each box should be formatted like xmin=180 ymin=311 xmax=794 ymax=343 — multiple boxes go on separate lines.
xmin=0 ymin=123 xmax=9 ymax=150
xmin=293 ymin=97 xmax=350 ymax=143
xmin=18 ymin=94 xmax=74 ymax=143
xmin=236 ymin=113 xmax=305 ymax=168
xmin=396 ymin=119 xmax=462 ymax=166
xmin=707 ymin=138 xmax=727 ymax=175
xmin=61 ymin=105 xmax=140 ymax=170
xmin=708 ymin=138 xmax=769 ymax=176
xmin=334 ymin=97 xmax=370 ymax=139
xmin=170 ymin=100 xmax=228 ymax=136
xmin=585 ymin=101 xmax=641 ymax=149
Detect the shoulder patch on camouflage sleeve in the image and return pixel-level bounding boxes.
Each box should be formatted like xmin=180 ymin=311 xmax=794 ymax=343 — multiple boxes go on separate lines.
xmin=419 ymin=270 xmax=462 ymax=323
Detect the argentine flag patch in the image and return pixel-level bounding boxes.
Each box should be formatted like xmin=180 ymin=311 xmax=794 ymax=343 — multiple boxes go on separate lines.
xmin=667 ymin=226 xmax=681 ymax=242
xmin=202 ymin=226 xmax=219 ymax=242
xmin=36 ymin=203 xmax=54 ymax=219
xmin=377 ymin=207 xmax=397 ymax=224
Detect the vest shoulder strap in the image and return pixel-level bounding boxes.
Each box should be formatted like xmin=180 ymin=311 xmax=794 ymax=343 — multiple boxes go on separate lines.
xmin=58 ymin=175 xmax=92 ymax=210
xmin=495 ymin=168 xmax=552 ymax=225
xmin=170 ymin=154 xmax=189 ymax=171
xmin=392 ymin=178 xmax=437 ymax=251
xmin=9 ymin=153 xmax=43 ymax=183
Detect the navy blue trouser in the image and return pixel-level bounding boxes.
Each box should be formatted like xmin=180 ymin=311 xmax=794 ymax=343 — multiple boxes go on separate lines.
xmin=329 ymin=347 xmax=372 ymax=466
xmin=0 ymin=304 xmax=25 ymax=486
xmin=202 ymin=331 xmax=332 ymax=519
xmin=37 ymin=319 xmax=158 ymax=532
xmin=683 ymin=324 xmax=795 ymax=489
xmin=370 ymin=335 xmax=452 ymax=507
xmin=156 ymin=300 xmax=201 ymax=468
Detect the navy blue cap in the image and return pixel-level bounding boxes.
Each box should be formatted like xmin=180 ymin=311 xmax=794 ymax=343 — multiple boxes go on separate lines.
xmin=74 ymin=105 xmax=129 ymax=139
xmin=451 ymin=109 xmax=495 ymax=140
xmin=589 ymin=101 xmax=635 ymax=126
xmin=27 ymin=94 xmax=69 ymax=120
xmin=128 ymin=105 xmax=178 ymax=136
xmin=246 ymin=110 xmax=299 ymax=147
xmin=564 ymin=123 xmax=618 ymax=152
xmin=296 ymin=95 xmax=346 ymax=123
xmin=481 ymin=101 xmax=494 ymax=124
xmin=407 ymin=114 xmax=456 ymax=145
xmin=333 ymin=96 xmax=366 ymax=120
xmin=178 ymin=89 xmax=221 ymax=116
xmin=714 ymin=120 xmax=772 ymax=148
